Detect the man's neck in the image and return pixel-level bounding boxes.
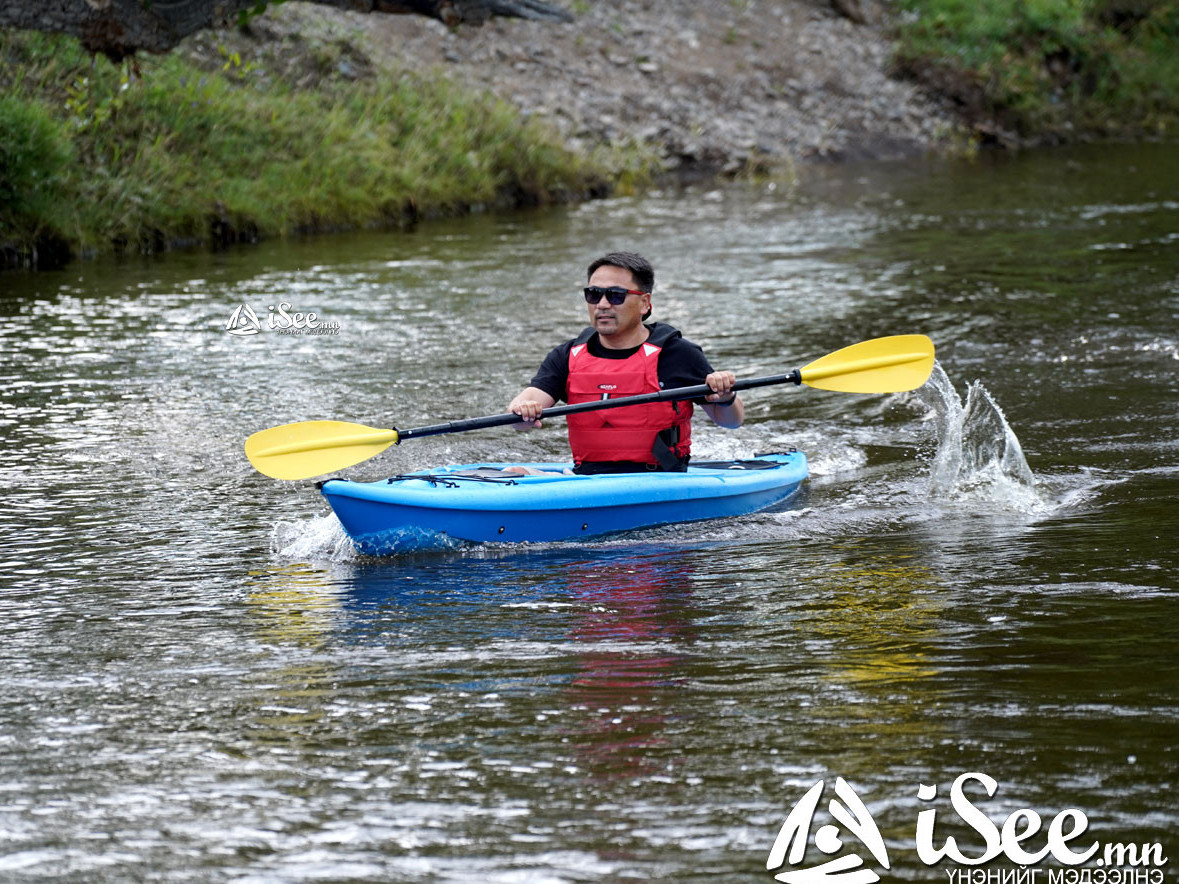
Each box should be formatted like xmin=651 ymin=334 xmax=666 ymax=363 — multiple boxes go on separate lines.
xmin=598 ymin=323 xmax=650 ymax=351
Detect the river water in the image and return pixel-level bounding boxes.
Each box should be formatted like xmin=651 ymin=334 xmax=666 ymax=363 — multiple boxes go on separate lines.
xmin=1 ymin=143 xmax=1176 ymax=882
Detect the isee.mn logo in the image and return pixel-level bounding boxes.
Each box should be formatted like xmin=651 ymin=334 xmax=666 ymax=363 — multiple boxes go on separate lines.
xmin=767 ymin=774 xmax=1170 ymax=883
xmin=225 ymin=303 xmax=261 ymax=336
xmin=767 ymin=777 xmax=890 ymax=884
xmin=224 ymin=302 xmax=340 ymax=336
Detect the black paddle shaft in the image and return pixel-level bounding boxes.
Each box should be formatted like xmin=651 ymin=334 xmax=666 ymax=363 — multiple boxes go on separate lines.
xmin=394 ymin=370 xmax=802 ymax=442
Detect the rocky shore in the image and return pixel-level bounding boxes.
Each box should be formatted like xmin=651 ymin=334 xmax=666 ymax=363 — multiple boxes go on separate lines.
xmin=230 ymin=0 xmax=962 ymax=177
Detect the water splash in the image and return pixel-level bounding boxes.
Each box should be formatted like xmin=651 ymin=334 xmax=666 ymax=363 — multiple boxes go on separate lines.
xmin=271 ymin=514 xmax=358 ymax=563
xmin=918 ymin=363 xmax=1039 ymax=508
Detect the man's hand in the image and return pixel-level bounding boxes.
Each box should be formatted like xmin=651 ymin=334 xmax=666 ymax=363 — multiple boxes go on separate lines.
xmin=702 ymin=371 xmax=744 ymax=428
xmin=704 ymin=370 xmax=737 ymax=404
xmin=508 ymin=387 xmax=556 ymax=429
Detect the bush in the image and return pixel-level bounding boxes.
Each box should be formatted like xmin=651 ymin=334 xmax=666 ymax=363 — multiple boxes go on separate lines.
xmin=893 ymin=0 xmax=1179 ymax=140
xmin=0 ymin=94 xmax=74 ymax=243
xmin=0 ymin=28 xmax=628 ymax=265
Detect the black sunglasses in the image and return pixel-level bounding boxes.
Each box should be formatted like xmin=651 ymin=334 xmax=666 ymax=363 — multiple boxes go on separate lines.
xmin=584 ymin=285 xmax=646 ymax=306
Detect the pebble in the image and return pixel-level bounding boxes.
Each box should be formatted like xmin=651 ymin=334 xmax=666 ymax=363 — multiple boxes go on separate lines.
xmin=257 ymin=0 xmax=960 ymax=177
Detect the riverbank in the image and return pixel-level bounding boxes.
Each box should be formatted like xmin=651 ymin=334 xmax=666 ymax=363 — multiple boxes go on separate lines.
xmin=894 ymin=0 xmax=1179 ymax=146
xmin=3 ymin=0 xmax=1176 ymax=268
xmin=0 ymin=28 xmax=630 ymax=269
xmin=291 ymin=0 xmax=962 ymax=173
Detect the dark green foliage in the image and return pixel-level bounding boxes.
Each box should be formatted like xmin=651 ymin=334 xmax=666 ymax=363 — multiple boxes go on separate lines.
xmin=894 ymin=0 xmax=1179 ymax=140
xmin=0 ymin=28 xmax=631 ymax=265
xmin=0 ymin=94 xmax=74 ymax=245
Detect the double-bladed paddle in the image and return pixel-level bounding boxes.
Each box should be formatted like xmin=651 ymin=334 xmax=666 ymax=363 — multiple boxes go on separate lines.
xmin=245 ymin=334 xmax=934 ymax=480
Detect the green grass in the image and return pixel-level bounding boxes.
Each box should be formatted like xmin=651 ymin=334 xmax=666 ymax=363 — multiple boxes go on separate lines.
xmin=1 ymin=30 xmax=635 ymax=265
xmin=893 ymin=0 xmax=1179 ymax=139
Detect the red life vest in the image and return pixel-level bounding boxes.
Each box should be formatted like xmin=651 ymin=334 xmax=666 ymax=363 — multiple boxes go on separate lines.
xmin=565 ymin=324 xmax=693 ymax=467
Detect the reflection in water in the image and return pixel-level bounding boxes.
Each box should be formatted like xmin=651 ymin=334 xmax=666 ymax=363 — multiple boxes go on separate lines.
xmin=562 ymin=557 xmax=696 ymax=783
xmin=794 ymin=545 xmax=953 ymax=801
xmin=229 ymin=549 xmax=716 ymax=875
xmin=811 ymin=549 xmax=944 ymax=689
xmin=244 ymin=567 xmax=345 ymax=746
xmin=247 ymin=565 xmax=344 ymax=649
xmin=253 ymin=550 xmax=702 ymax=786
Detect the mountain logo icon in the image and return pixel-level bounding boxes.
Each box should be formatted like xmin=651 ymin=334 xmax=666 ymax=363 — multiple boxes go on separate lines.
xmin=767 ymin=778 xmax=891 ymax=884
xmin=225 ymin=303 xmax=262 ymax=336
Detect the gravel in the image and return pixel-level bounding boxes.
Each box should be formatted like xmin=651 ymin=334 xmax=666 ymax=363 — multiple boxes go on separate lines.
xmin=237 ymin=0 xmax=961 ymax=176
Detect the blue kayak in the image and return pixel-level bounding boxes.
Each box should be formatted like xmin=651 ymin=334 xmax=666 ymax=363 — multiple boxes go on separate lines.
xmin=320 ymin=451 xmax=807 ymax=554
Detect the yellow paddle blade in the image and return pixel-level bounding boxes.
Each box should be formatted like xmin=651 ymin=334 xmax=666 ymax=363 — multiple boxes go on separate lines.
xmin=799 ymin=334 xmax=935 ymax=393
xmin=245 ymin=420 xmax=398 ymax=480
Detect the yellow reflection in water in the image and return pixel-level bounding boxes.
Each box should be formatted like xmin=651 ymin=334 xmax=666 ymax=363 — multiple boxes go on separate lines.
xmin=809 ymin=546 xmax=945 ymax=690
xmin=245 ymin=565 xmax=342 ymax=649
xmin=242 ymin=566 xmax=343 ymax=742
xmin=789 ymin=546 xmax=957 ymax=785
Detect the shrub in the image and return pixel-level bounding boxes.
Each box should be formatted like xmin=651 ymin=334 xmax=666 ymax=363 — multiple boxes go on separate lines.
xmin=0 ymin=94 xmax=74 ymax=242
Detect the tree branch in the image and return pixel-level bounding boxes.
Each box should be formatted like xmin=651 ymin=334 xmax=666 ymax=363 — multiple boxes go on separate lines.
xmin=0 ymin=0 xmax=573 ymax=62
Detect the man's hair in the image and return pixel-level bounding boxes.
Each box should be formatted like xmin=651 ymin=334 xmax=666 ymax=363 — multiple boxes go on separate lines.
xmin=587 ymin=252 xmax=654 ymax=320
xmin=587 ymin=251 xmax=654 ymax=292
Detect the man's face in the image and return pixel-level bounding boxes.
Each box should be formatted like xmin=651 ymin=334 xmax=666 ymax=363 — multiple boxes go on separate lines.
xmin=586 ymin=265 xmax=650 ymax=339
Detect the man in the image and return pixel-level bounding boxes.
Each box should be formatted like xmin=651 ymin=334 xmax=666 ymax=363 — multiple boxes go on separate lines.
xmin=508 ymin=251 xmax=745 ymax=474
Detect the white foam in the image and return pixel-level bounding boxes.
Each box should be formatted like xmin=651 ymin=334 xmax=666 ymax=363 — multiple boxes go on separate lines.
xmin=916 ymin=364 xmax=1047 ymax=514
xmin=270 ymin=514 xmax=358 ymax=563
